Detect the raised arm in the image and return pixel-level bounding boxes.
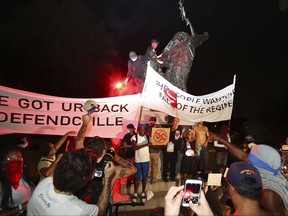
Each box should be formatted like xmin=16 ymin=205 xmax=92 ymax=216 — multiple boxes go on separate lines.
xmin=97 ymin=161 xmax=115 ymax=216
xmin=54 ymin=131 xmax=77 ymax=150
xmin=210 ymin=133 xmax=248 ymax=161
xmin=75 ymin=114 xmax=91 ymax=149
xmin=40 ymin=154 xmax=63 ymax=178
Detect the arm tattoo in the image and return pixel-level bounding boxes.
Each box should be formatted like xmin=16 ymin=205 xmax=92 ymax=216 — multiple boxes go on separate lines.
xmin=114 ymin=157 xmax=132 ymax=168
xmin=75 ymin=124 xmax=87 ymax=149
xmin=119 ymin=169 xmax=127 ymax=178
xmin=97 ymin=179 xmax=112 ymax=216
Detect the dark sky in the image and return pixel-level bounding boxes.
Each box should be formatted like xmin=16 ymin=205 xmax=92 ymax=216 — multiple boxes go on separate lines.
xmin=1 ymin=0 xmax=288 ymax=142
xmin=87 ymin=0 xmax=288 ymax=119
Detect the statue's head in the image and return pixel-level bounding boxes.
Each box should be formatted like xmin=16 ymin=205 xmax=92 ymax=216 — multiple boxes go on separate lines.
xmin=173 ymin=32 xmax=190 ymax=43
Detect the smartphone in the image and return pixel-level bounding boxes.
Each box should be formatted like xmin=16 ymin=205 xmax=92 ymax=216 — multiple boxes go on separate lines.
xmin=182 ymin=179 xmax=202 ymax=207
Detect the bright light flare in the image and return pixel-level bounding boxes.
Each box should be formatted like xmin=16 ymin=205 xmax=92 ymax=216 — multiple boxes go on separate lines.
xmin=115 ymin=82 xmax=123 ymax=89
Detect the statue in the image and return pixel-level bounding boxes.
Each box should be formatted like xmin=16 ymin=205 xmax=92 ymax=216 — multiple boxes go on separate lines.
xmin=161 ymin=0 xmax=209 ymax=92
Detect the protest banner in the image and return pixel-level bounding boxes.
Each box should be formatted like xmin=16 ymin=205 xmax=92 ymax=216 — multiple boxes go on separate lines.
xmin=0 ymin=85 xmax=141 ymax=138
xmin=141 ymin=65 xmax=235 ymax=124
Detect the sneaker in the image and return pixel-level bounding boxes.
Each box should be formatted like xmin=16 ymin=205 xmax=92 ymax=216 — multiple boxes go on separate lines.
xmin=132 ymin=193 xmax=138 ymax=203
xmin=141 ymin=192 xmax=147 ymax=203
xmin=150 ymin=177 xmax=156 ymax=184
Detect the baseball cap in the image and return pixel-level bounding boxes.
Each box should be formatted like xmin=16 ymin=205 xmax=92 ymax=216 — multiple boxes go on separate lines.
xmin=138 ymin=124 xmax=146 ymax=129
xmin=149 ymin=116 xmax=157 ymax=122
xmin=226 ymin=162 xmax=262 ymax=190
xmin=127 ymin=124 xmax=135 ymax=129
xmin=151 ymin=39 xmax=160 ymax=44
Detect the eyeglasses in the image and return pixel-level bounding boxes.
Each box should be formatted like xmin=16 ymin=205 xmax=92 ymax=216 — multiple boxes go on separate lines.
xmin=4 ymin=156 xmax=23 ymax=162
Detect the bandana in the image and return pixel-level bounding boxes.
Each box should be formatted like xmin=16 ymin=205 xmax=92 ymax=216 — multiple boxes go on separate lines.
xmin=2 ymin=160 xmax=23 ymax=189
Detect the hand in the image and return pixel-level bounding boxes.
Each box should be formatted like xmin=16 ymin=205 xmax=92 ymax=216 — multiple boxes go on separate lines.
xmin=189 ymin=190 xmax=214 ymax=216
xmin=182 ymin=127 xmax=186 ymax=132
xmin=123 ymin=78 xmax=129 ymax=84
xmin=164 ymin=185 xmax=184 ymax=216
xmin=66 ymin=131 xmax=77 ymax=136
xmin=209 ymin=132 xmax=221 ymax=142
xmin=82 ymin=114 xmax=91 ymax=125
xmin=56 ymin=153 xmax=64 ymax=162
xmin=104 ymin=161 xmax=116 ymax=179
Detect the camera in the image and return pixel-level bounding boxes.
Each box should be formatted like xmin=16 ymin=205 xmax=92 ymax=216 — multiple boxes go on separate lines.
xmin=94 ymin=148 xmax=115 ymax=178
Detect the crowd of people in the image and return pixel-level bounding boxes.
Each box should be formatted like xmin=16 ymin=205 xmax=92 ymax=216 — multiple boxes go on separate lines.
xmin=0 ymin=113 xmax=288 ymax=216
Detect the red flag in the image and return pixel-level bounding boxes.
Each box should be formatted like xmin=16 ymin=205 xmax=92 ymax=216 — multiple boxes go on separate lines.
xmin=164 ymin=87 xmax=177 ymax=108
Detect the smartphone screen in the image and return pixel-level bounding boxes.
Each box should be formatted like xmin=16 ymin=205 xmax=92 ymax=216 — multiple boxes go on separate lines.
xmin=182 ymin=180 xmax=202 ymax=206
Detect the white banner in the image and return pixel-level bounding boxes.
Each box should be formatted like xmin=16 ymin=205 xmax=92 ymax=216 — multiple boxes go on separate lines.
xmin=141 ymin=65 xmax=235 ymax=124
xmin=0 ymin=85 xmax=141 ymax=138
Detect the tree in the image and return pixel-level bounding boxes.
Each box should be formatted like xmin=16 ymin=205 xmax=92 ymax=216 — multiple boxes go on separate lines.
xmin=279 ymin=0 xmax=288 ymax=11
xmin=0 ymin=0 xmax=115 ymax=97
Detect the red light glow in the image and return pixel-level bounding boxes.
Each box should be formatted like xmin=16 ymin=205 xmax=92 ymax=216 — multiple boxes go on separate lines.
xmin=115 ymin=82 xmax=123 ymax=89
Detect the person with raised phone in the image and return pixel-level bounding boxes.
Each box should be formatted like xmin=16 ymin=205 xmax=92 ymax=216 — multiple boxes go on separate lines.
xmin=73 ymin=107 xmax=136 ymax=214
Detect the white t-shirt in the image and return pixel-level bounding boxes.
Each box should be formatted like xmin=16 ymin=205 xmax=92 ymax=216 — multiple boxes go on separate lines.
xmin=0 ymin=178 xmax=33 ymax=210
xmin=131 ymin=134 xmax=150 ymax=163
xmin=27 ymin=177 xmax=98 ymax=216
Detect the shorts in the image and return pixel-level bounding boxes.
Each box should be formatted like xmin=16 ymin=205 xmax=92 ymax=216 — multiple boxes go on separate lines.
xmin=134 ymin=161 xmax=150 ymax=181
xmin=150 ymin=152 xmax=160 ymax=168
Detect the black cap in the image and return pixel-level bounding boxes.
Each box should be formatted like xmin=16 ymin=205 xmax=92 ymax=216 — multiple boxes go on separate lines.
xmin=127 ymin=124 xmax=135 ymax=129
xmin=151 ymin=39 xmax=160 ymax=44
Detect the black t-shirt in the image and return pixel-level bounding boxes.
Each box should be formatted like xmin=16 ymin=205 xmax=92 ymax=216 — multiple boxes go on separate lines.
xmin=122 ymin=132 xmax=135 ymax=158
xmin=169 ymin=125 xmax=183 ymax=153
xmin=123 ymin=133 xmax=134 ymax=146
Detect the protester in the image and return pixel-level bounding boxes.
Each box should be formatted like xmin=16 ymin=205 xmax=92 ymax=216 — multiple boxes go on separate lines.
xmin=145 ymin=39 xmax=163 ymax=74
xmin=242 ymin=135 xmax=256 ymax=154
xmin=0 ymin=147 xmax=34 ymax=215
xmin=146 ymin=116 xmax=162 ymax=184
xmin=213 ymin=124 xmax=230 ymax=168
xmin=124 ymin=51 xmax=148 ymax=93
xmin=38 ymin=131 xmax=76 ymax=181
xmin=122 ymin=123 xmax=136 ymax=193
xmin=164 ymin=185 xmax=213 ymax=216
xmin=210 ymin=133 xmax=288 ymax=215
xmin=131 ymin=124 xmax=151 ymax=203
xmin=74 ymin=115 xmax=137 ymax=214
xmin=28 ymin=149 xmax=115 ymax=215
xmin=193 ymin=122 xmax=209 ymax=173
xmin=163 ymin=117 xmax=184 ymax=182
xmin=226 ymin=161 xmax=266 ymax=216
xmin=180 ymin=129 xmax=198 ymax=185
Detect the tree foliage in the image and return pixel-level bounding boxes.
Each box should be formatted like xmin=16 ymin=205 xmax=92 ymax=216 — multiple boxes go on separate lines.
xmin=0 ymin=0 xmax=115 ymax=97
xmin=279 ymin=0 xmax=288 ymax=11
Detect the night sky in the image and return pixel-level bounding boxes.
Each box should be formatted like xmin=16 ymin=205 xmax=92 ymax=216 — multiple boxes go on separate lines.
xmin=0 ymin=0 xmax=288 ymax=144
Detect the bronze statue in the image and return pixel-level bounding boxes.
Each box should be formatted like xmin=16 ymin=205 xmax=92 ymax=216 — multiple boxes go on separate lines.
xmin=161 ymin=0 xmax=209 ymax=92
